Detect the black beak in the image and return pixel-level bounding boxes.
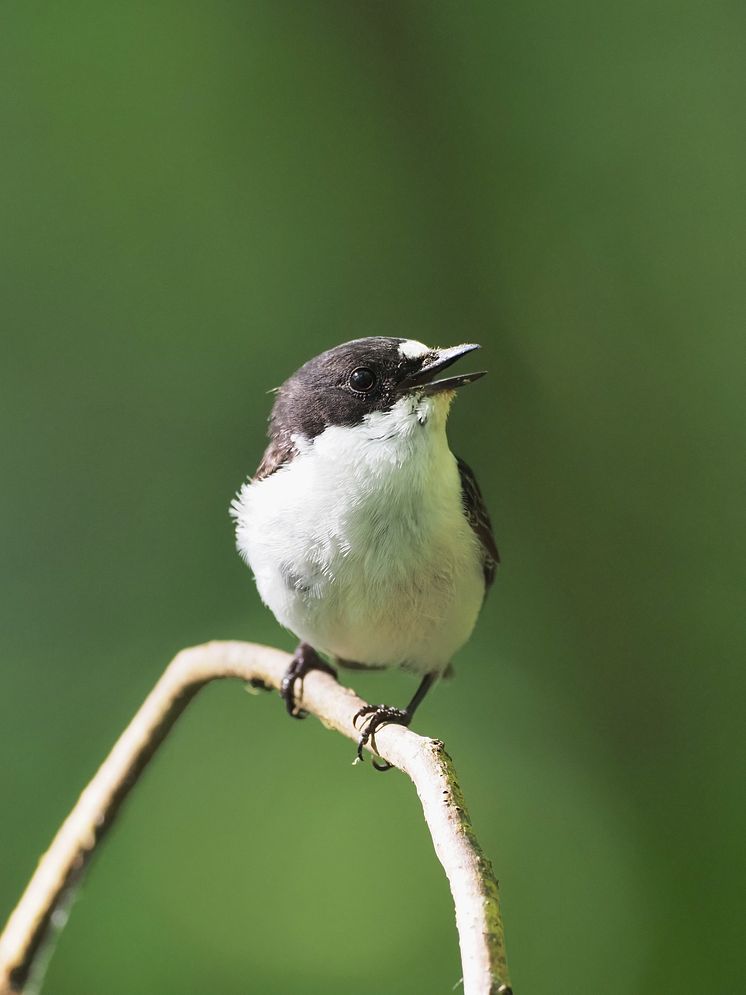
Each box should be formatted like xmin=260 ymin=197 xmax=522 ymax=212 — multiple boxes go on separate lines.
xmin=404 ymin=343 xmax=486 ymax=396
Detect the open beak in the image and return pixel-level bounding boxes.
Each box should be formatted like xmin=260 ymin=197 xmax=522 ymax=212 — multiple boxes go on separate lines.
xmin=404 ymin=343 xmax=486 ymax=396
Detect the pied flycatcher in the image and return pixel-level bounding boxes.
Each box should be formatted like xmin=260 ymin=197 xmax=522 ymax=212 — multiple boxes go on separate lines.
xmin=231 ymin=337 xmax=498 ymax=769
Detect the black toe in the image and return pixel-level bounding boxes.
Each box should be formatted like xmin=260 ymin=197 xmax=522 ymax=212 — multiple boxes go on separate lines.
xmin=353 ymin=704 xmax=410 ymax=767
xmin=280 ymin=643 xmax=337 ymax=718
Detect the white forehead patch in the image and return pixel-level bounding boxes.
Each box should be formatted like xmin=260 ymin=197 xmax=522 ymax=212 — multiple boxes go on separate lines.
xmin=398 ymin=339 xmax=430 ymax=360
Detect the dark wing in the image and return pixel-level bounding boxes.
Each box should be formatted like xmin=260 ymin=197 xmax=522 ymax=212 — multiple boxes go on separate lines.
xmin=457 ymin=456 xmax=499 ymax=589
xmin=253 ymin=431 xmax=297 ymax=482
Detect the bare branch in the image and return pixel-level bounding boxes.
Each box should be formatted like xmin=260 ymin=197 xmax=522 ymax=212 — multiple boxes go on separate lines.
xmin=0 ymin=641 xmax=512 ymax=995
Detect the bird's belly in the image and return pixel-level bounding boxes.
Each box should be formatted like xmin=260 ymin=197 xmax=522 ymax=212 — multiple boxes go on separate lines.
xmin=241 ymin=480 xmax=485 ymax=674
xmin=311 ymin=558 xmax=484 ymax=673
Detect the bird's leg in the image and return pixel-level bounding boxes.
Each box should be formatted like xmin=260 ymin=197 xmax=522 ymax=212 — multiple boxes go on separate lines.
xmin=353 ymin=672 xmax=437 ymax=771
xmin=280 ymin=642 xmax=337 ymax=719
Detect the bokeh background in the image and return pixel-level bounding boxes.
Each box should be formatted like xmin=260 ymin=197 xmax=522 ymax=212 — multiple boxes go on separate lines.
xmin=1 ymin=3 xmax=744 ymax=993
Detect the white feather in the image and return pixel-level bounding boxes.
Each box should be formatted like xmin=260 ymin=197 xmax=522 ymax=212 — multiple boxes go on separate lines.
xmin=398 ymin=338 xmax=430 ymax=359
xmin=231 ymin=393 xmax=485 ymax=675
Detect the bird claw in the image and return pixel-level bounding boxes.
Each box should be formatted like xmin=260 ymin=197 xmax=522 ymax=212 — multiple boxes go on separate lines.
xmin=280 ymin=644 xmax=337 ymax=718
xmin=352 ymin=704 xmax=409 ymax=771
xmin=280 ymin=672 xmax=308 ymax=719
xmin=352 ymin=704 xmax=379 ymax=729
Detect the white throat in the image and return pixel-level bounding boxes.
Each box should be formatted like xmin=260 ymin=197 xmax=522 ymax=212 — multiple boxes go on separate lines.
xmin=298 ymin=391 xmax=453 ymax=467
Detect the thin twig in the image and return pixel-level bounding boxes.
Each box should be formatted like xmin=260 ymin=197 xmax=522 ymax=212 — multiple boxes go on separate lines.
xmin=0 ymin=641 xmax=512 ymax=995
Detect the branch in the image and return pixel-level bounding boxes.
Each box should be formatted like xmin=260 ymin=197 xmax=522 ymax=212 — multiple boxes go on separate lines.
xmin=0 ymin=641 xmax=512 ymax=995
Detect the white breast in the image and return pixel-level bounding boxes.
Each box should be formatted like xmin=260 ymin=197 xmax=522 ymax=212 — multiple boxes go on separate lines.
xmin=231 ymin=395 xmax=485 ymax=674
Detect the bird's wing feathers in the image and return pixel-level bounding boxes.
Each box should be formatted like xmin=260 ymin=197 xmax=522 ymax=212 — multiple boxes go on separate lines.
xmin=457 ymin=456 xmax=499 ymax=589
xmin=253 ymin=432 xmax=297 ymax=482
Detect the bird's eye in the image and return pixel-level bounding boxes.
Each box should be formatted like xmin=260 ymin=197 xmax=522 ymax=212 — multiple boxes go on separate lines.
xmin=349 ymin=367 xmax=376 ymax=393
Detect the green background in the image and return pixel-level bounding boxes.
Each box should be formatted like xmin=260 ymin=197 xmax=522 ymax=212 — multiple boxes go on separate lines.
xmin=1 ymin=3 xmax=743 ymax=993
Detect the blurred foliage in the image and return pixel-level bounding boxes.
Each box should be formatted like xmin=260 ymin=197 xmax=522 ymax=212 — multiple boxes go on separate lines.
xmin=1 ymin=2 xmax=744 ymax=993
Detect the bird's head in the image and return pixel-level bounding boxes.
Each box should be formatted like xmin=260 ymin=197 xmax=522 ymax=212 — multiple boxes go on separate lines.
xmin=267 ymin=337 xmax=485 ymax=444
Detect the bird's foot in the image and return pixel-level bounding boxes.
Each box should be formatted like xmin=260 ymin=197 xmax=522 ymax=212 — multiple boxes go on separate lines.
xmin=280 ymin=643 xmax=337 ymax=719
xmin=352 ymin=704 xmax=411 ymax=771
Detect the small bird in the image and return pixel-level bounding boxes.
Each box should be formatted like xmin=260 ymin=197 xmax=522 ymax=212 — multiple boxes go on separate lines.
xmin=231 ymin=337 xmax=498 ymax=769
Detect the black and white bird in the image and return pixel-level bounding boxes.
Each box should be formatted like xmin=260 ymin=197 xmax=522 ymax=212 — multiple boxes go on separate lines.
xmin=231 ymin=337 xmax=498 ymax=769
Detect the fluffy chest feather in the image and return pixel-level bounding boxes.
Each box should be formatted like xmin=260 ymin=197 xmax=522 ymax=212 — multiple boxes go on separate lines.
xmin=232 ymin=398 xmax=485 ymax=672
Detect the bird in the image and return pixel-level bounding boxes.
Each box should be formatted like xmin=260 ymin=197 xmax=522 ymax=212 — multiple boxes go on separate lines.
xmin=230 ymin=336 xmax=498 ymax=769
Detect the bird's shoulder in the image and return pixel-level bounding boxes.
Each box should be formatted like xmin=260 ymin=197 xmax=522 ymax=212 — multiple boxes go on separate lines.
xmin=456 ymin=455 xmax=499 ymax=588
xmin=253 ymin=432 xmax=297 ymax=482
